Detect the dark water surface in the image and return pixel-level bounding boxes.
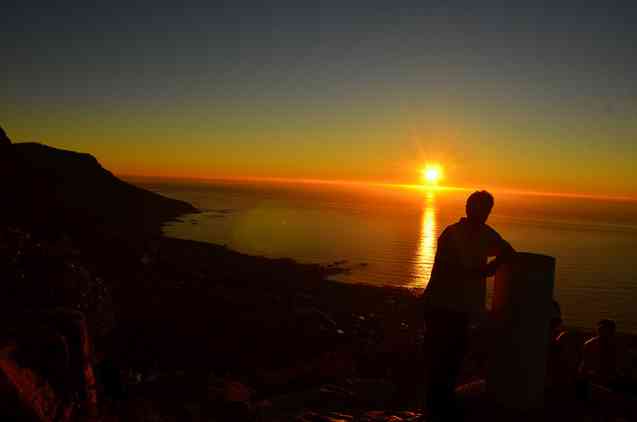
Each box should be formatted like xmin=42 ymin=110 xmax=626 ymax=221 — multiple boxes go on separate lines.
xmin=137 ymin=178 xmax=637 ymax=333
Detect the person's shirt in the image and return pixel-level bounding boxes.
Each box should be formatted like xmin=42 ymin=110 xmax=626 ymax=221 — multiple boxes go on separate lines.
xmin=422 ymin=217 xmax=511 ymax=316
xmin=546 ymin=329 xmax=581 ymax=396
xmin=580 ymin=336 xmax=621 ymax=384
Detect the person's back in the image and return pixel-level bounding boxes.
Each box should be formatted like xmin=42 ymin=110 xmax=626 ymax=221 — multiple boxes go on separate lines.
xmin=545 ymin=302 xmax=582 ymax=400
xmin=423 ymin=219 xmax=510 ymax=317
xmin=581 ymin=319 xmax=619 ymax=387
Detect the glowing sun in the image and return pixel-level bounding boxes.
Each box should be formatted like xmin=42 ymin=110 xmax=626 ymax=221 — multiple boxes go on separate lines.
xmin=421 ymin=164 xmax=443 ymax=185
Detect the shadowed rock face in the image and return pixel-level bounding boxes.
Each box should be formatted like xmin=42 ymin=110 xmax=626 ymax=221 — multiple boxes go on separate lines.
xmin=5 ymin=140 xmax=197 ymax=233
xmin=0 ymin=126 xmax=10 ymax=145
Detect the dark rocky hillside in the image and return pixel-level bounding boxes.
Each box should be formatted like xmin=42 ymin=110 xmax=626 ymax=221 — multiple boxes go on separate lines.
xmin=4 ymin=138 xmax=197 ymax=233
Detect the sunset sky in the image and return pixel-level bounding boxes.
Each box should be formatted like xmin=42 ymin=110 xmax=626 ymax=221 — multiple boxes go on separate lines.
xmin=4 ymin=1 xmax=637 ymax=198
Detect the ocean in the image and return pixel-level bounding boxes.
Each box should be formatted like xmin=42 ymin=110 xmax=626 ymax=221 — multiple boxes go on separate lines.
xmin=136 ymin=178 xmax=637 ymax=333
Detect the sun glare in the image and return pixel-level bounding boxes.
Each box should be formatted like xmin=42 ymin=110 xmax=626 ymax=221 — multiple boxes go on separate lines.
xmin=422 ymin=164 xmax=443 ymax=185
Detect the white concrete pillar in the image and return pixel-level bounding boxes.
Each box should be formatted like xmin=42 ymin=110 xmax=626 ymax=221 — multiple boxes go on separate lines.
xmin=487 ymin=252 xmax=555 ymax=410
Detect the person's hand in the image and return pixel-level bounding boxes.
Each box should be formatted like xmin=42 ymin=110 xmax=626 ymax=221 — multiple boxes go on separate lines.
xmin=484 ymin=260 xmax=499 ymax=277
xmin=482 ymin=248 xmax=516 ymax=277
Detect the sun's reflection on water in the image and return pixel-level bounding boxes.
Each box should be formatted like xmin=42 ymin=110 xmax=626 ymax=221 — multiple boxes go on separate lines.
xmin=409 ymin=189 xmax=438 ymax=288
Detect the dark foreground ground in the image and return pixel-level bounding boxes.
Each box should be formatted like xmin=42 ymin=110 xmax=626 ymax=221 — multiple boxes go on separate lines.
xmin=2 ymin=223 xmax=637 ymax=422
xmin=0 ymin=223 xmax=426 ymax=421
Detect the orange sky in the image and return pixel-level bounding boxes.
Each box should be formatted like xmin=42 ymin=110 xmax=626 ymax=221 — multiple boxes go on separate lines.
xmin=6 ymin=108 xmax=635 ymax=202
xmin=4 ymin=2 xmax=637 ymax=200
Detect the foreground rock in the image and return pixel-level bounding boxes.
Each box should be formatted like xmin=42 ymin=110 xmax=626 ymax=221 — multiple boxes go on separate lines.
xmin=0 ymin=309 xmax=97 ymax=422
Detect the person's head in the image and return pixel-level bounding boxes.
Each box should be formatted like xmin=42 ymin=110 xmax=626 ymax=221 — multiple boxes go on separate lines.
xmin=466 ymin=191 xmax=494 ymax=225
xmin=597 ymin=319 xmax=616 ymax=339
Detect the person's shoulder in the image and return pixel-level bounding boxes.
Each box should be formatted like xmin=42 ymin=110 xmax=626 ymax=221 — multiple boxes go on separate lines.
xmin=440 ymin=222 xmax=459 ymax=237
xmin=439 ymin=220 xmax=464 ymax=240
xmin=553 ymin=330 xmax=581 ymax=361
xmin=584 ymin=336 xmax=600 ymax=348
xmin=483 ymin=223 xmax=502 ymax=237
xmin=555 ymin=330 xmax=579 ymax=346
xmin=480 ymin=224 xmax=505 ymax=246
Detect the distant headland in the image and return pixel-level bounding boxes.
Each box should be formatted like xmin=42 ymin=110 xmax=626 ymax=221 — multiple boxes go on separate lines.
xmin=1 ymin=128 xmax=197 ymax=234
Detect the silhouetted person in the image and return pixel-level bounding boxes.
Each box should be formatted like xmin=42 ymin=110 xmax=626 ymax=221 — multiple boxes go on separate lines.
xmin=545 ymin=301 xmax=582 ymax=401
xmin=421 ymin=190 xmax=514 ymax=421
xmin=580 ymin=319 xmax=623 ymax=388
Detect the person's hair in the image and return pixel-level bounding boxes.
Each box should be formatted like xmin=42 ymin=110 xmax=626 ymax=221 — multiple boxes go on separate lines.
xmin=466 ymin=191 xmax=494 ymax=219
xmin=598 ymin=319 xmax=616 ymax=334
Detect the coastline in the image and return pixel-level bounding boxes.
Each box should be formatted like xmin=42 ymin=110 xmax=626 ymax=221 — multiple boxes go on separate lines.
xmin=1 ymin=137 xmax=635 ymax=419
xmin=4 ymin=217 xmax=636 ymax=419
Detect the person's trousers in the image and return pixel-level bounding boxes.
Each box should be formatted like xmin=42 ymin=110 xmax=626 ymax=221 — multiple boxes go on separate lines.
xmin=424 ymin=309 xmax=470 ymax=420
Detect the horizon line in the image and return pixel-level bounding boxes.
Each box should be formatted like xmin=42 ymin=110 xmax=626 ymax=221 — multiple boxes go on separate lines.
xmin=120 ymin=173 xmax=637 ymax=203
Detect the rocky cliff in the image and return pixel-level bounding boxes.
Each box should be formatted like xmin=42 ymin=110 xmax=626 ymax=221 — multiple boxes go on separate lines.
xmin=1 ymin=127 xmax=197 ymax=233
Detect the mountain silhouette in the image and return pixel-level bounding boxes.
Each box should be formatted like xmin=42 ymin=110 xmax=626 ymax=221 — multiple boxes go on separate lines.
xmin=1 ymin=130 xmax=197 ymax=233
xmin=0 ymin=126 xmax=10 ymax=146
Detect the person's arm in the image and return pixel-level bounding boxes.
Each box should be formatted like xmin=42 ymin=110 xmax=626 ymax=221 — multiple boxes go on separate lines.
xmin=482 ymin=228 xmax=515 ymax=277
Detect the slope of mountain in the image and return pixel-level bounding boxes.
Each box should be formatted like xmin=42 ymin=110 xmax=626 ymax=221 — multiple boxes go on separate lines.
xmin=8 ymin=141 xmax=198 ymax=232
